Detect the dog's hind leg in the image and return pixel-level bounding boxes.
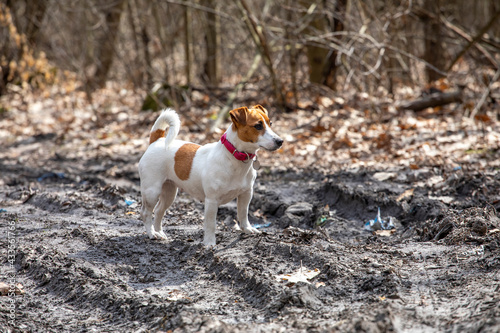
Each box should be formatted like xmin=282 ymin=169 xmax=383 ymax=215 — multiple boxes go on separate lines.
xmin=141 ymin=185 xmax=161 ymax=239
xmin=203 ymin=198 xmax=219 ymax=246
xmin=153 ymin=180 xmax=178 ymax=239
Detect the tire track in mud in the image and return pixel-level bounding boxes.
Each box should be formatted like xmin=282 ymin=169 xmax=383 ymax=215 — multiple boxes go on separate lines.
xmin=15 ymin=229 xmax=175 ymax=331
xmin=11 ymin=215 xmax=388 ymax=332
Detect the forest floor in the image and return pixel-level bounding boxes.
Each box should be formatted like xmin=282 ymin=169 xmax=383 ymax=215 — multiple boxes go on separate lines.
xmin=1 ymin=80 xmax=500 ymax=332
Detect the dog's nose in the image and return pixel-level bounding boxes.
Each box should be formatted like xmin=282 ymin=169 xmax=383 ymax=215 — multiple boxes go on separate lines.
xmin=274 ymin=137 xmax=284 ymax=147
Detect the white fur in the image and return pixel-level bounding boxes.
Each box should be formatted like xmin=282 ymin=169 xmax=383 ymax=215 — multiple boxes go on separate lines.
xmin=138 ymin=108 xmax=282 ymax=246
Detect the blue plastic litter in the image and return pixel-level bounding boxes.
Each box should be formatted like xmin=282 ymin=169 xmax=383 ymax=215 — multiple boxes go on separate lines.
xmin=0 ymin=208 xmax=6 ymax=213
xmin=453 ymin=166 xmax=462 ymax=171
xmin=364 ymin=207 xmax=394 ymax=231
xmin=253 ymin=222 xmax=271 ymax=229
xmin=37 ymin=172 xmax=65 ymax=182
xmin=124 ymin=199 xmax=137 ymax=206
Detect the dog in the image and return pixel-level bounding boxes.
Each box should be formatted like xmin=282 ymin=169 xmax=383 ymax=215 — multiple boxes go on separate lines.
xmin=138 ymin=105 xmax=283 ymax=246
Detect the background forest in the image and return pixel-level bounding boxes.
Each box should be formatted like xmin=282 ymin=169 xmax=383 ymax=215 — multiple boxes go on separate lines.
xmin=2 ymin=0 xmax=500 ymax=172
xmin=2 ymin=0 xmax=500 ymax=107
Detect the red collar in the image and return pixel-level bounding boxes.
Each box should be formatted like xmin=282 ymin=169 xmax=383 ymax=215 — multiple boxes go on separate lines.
xmin=220 ymin=133 xmax=256 ymax=162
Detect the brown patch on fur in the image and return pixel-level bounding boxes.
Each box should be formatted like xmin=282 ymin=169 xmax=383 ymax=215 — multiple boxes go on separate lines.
xmin=149 ymin=129 xmax=166 ymax=144
xmin=229 ymin=106 xmax=271 ymax=143
xmin=174 ymin=143 xmax=200 ymax=181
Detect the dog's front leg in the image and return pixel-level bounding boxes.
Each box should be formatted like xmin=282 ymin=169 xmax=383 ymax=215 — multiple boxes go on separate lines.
xmin=203 ymin=198 xmax=218 ymax=246
xmin=237 ymin=190 xmax=261 ymax=235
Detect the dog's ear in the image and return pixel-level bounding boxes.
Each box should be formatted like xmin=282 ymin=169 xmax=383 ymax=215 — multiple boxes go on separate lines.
xmin=229 ymin=107 xmax=248 ymax=127
xmin=253 ymin=104 xmax=268 ymax=116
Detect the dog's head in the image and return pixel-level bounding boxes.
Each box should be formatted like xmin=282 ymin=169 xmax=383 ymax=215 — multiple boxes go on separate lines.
xmin=229 ymin=105 xmax=283 ymax=151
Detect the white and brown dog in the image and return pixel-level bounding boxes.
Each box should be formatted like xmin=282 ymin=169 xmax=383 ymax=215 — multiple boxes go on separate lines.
xmin=138 ymin=105 xmax=283 ymax=246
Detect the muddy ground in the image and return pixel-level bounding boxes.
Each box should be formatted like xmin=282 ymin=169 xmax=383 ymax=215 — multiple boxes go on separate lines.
xmin=1 ymin=127 xmax=499 ymax=333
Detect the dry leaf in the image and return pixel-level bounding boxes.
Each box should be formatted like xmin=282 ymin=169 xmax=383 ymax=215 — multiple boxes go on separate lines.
xmin=275 ymin=268 xmax=320 ymax=285
xmin=166 ymin=289 xmax=189 ymax=301
xmin=0 ymin=282 xmax=8 ymax=296
xmin=474 ymin=114 xmax=492 ymax=123
xmin=397 ymin=188 xmax=415 ymax=202
xmin=373 ymin=172 xmax=396 ymax=182
xmin=0 ymin=282 xmax=25 ymax=296
xmin=374 ymin=229 xmax=396 ymax=237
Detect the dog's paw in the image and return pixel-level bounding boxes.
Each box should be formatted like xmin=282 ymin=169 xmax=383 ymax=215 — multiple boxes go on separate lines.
xmin=149 ymin=231 xmax=167 ymax=240
xmin=146 ymin=228 xmax=156 ymax=239
xmin=242 ymin=226 xmax=261 ymax=234
xmin=156 ymin=231 xmax=168 ymax=239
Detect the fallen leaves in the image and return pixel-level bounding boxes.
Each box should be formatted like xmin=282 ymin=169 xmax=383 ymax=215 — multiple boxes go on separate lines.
xmin=166 ymin=289 xmax=190 ymax=301
xmin=0 ymin=63 xmax=499 ymax=186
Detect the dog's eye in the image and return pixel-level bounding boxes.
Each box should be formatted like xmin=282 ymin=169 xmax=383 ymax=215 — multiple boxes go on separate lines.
xmin=254 ymin=123 xmax=264 ymax=130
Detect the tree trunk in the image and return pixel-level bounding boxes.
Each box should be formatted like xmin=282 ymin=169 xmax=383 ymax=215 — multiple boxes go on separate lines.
xmin=422 ymin=0 xmax=445 ymax=83
xmin=322 ymin=0 xmax=346 ymax=89
xmin=92 ymin=0 xmax=125 ymax=89
xmin=202 ymin=0 xmax=220 ymax=86
xmin=301 ymin=0 xmax=346 ymax=90
xmin=184 ymin=1 xmax=192 ymax=86
xmin=301 ymin=0 xmax=328 ymax=85
xmin=286 ymin=0 xmax=298 ymax=107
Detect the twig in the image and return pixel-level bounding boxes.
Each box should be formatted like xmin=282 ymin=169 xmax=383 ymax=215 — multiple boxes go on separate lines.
xmin=470 ymin=67 xmax=500 ymax=119
xmin=446 ymin=10 xmax=500 ymax=72
xmin=440 ymin=15 xmax=498 ymax=70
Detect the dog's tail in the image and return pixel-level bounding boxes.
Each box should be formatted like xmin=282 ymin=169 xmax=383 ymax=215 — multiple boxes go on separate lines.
xmin=149 ymin=108 xmax=181 ymax=149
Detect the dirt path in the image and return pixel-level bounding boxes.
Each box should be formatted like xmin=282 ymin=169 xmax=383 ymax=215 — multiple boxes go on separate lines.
xmin=1 ymin=132 xmax=499 ymax=332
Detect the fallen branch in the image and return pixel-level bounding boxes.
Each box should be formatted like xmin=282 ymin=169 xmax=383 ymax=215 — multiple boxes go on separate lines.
xmin=397 ymin=90 xmax=462 ymax=111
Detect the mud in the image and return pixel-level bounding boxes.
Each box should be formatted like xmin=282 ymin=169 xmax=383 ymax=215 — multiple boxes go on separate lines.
xmin=1 ymin=133 xmax=500 ymax=333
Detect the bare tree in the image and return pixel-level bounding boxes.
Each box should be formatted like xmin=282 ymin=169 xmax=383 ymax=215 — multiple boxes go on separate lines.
xmin=298 ymin=0 xmax=346 ymax=90
xmin=3 ymin=0 xmax=500 ymax=109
